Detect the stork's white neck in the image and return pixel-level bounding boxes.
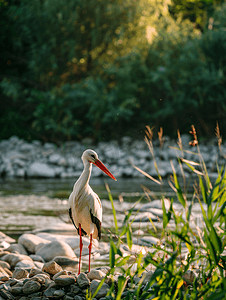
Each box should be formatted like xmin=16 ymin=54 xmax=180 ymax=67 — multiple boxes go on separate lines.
xmin=74 ymin=160 xmax=92 ymax=191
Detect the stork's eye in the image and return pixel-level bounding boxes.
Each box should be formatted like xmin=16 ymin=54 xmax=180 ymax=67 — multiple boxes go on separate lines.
xmin=91 ymin=154 xmax=95 ymax=159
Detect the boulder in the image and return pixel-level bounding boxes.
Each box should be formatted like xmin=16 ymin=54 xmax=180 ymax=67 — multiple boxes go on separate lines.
xmin=1 ymin=253 xmax=33 ymax=268
xmin=53 ymin=256 xmax=79 ymax=272
xmin=27 ymin=162 xmax=55 ymax=178
xmin=18 ymin=234 xmax=50 ymax=253
xmin=6 ymin=243 xmax=28 ymax=255
xmin=36 ymin=241 xmax=75 ymax=262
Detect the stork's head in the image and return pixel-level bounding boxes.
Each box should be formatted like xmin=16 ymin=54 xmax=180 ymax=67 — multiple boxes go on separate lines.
xmin=82 ymin=149 xmax=116 ymax=181
xmin=82 ymin=149 xmax=98 ymax=164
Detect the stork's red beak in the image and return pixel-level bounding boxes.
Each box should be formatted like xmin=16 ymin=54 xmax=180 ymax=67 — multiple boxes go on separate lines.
xmin=94 ymin=159 xmax=117 ymax=181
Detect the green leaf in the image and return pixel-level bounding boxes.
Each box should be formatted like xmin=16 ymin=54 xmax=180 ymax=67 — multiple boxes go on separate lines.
xmin=204 ymin=228 xmax=218 ymax=265
xmin=171 ymin=279 xmax=184 ymax=300
xmin=198 ymin=198 xmax=211 ymax=230
xmin=109 ymin=240 xmax=116 ymax=268
xmin=186 ymin=199 xmax=193 ymax=222
xmin=171 ymin=161 xmax=186 ymax=208
xmin=211 ymin=172 xmax=222 ymax=202
xmin=116 ymin=256 xmax=130 ymax=267
xmin=199 ymin=176 xmax=207 ymax=204
xmin=162 ymin=197 xmax=169 ymax=229
xmin=116 ymin=275 xmax=128 ymax=300
xmin=126 ymin=223 xmax=133 ymax=250
xmin=209 ymin=223 xmax=222 ymax=254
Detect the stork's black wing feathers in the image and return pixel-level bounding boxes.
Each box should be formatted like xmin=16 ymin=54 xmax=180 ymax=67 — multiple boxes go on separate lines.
xmin=90 ymin=209 xmax=101 ymax=240
xmin=68 ymin=208 xmax=87 ymax=236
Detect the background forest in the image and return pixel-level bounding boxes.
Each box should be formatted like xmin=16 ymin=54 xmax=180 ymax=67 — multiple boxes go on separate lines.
xmin=1 ymin=0 xmax=226 ymax=143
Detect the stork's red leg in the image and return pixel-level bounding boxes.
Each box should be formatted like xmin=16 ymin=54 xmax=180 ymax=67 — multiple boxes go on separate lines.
xmin=78 ymin=223 xmax=83 ymax=275
xmin=88 ymin=233 xmax=92 ymax=272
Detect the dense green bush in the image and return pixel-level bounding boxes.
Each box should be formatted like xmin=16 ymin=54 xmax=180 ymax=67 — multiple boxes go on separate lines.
xmin=1 ymin=0 xmax=226 ymax=142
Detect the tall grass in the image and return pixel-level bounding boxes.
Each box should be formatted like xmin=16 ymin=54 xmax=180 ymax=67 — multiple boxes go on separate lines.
xmin=89 ymin=125 xmax=226 ymax=300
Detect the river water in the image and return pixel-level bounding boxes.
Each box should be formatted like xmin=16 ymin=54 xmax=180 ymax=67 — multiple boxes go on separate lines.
xmin=0 ymin=176 xmax=192 ymax=202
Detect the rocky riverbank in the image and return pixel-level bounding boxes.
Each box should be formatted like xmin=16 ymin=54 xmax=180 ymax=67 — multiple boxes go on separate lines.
xmin=0 ymin=192 xmax=205 ymax=300
xmin=0 ymin=135 xmax=225 ymax=179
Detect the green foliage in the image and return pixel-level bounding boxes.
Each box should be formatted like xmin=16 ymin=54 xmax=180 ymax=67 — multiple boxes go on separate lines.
xmin=169 ymin=0 xmax=225 ymax=30
xmin=1 ymin=0 xmax=226 ymax=141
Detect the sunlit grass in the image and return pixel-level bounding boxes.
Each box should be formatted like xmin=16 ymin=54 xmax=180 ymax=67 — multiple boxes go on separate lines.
xmin=88 ymin=125 xmax=226 ymax=300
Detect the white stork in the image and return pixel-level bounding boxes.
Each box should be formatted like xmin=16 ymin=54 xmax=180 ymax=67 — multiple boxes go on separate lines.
xmin=68 ymin=149 xmax=116 ymax=274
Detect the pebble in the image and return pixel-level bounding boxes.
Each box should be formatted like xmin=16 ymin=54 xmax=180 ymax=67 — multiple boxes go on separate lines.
xmin=22 ymin=280 xmax=41 ymax=294
xmin=89 ymin=279 xmax=110 ymax=299
xmin=53 ymin=289 xmax=65 ymax=298
xmin=53 ymin=256 xmax=79 ymax=272
xmin=87 ymin=269 xmax=106 ymax=281
xmin=29 ymin=268 xmax=50 ymax=278
xmin=54 ymin=275 xmax=75 ymax=286
xmin=12 ymin=268 xmax=29 ymax=279
xmin=70 ymin=284 xmax=82 ymax=295
xmin=42 ymin=261 xmax=63 ymax=275
xmin=52 ymin=270 xmax=68 ymax=280
xmin=77 ymin=273 xmax=90 ymax=289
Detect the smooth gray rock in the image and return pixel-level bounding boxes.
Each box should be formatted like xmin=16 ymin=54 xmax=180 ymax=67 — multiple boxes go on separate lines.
xmin=15 ymin=260 xmax=35 ymax=269
xmin=70 ymin=284 xmax=81 ymax=295
xmin=29 ymin=255 xmax=45 ymax=263
xmin=18 ymin=234 xmax=50 ymax=254
xmin=43 ymin=287 xmax=56 ymax=298
xmin=52 ymin=270 xmax=67 ymax=280
xmin=53 ymin=256 xmax=79 ymax=272
xmin=2 ymin=254 xmax=34 ymax=268
xmin=89 ymin=279 xmax=110 ymax=299
xmin=77 ymin=273 xmax=90 ymax=289
xmin=36 ymin=241 xmax=75 ymax=262
xmin=11 ymin=286 xmax=23 ymax=295
xmin=53 ymin=289 xmax=65 ymax=298
xmin=27 ymin=162 xmax=55 ymax=178
xmin=23 ymin=280 xmax=41 ymax=294
xmin=48 ymin=154 xmax=62 ymax=164
xmin=54 ymin=275 xmax=75 ymax=286
xmin=31 ymin=274 xmax=53 ymax=290
xmin=87 ymin=270 xmax=105 ymax=281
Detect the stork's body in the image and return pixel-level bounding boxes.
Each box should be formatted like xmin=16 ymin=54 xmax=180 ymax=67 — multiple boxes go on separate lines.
xmin=68 ymin=149 xmax=116 ymax=274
